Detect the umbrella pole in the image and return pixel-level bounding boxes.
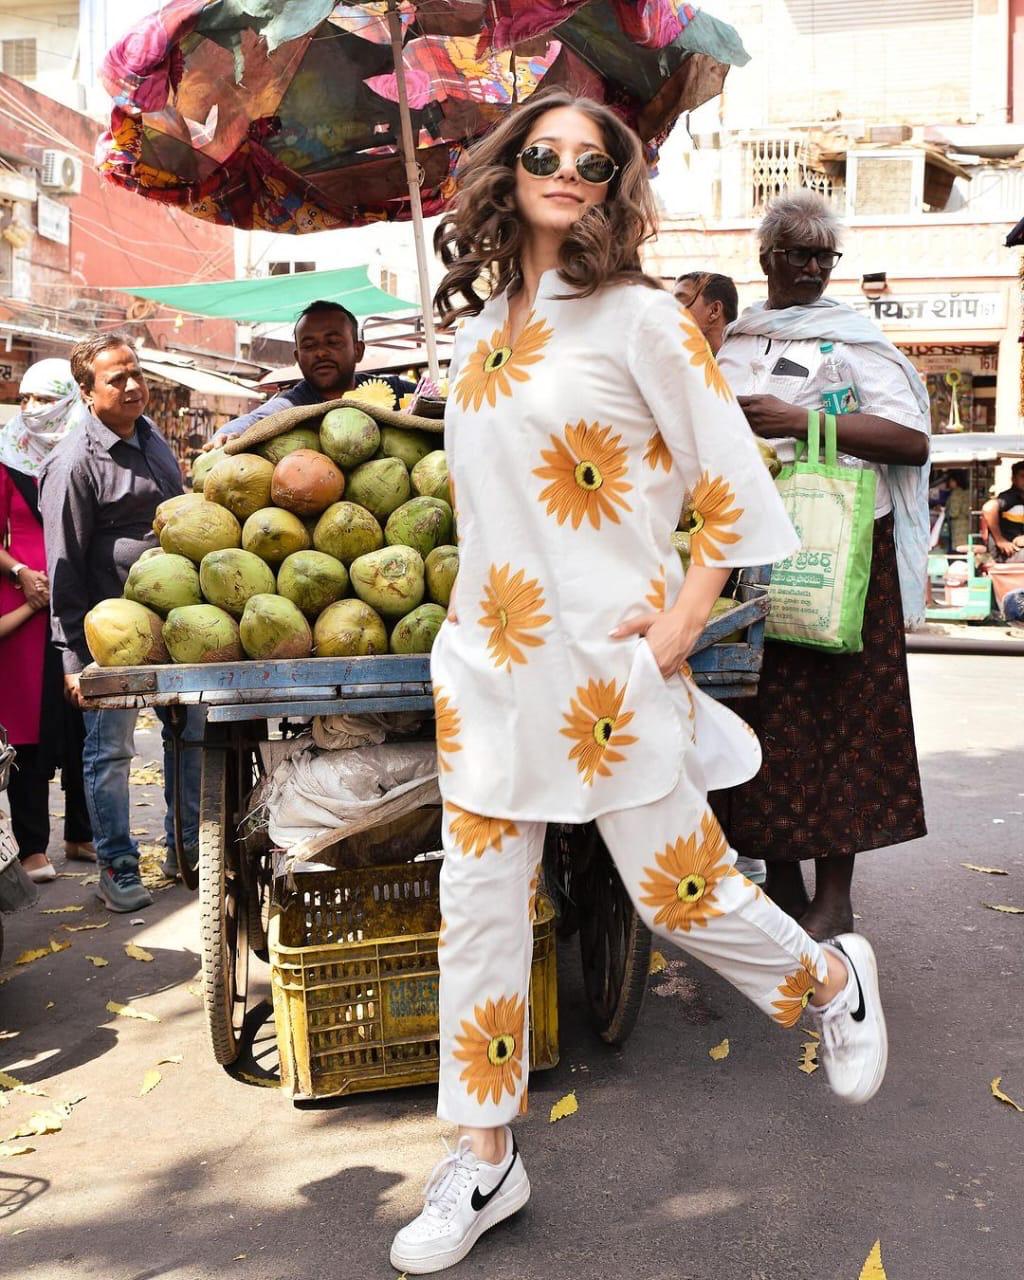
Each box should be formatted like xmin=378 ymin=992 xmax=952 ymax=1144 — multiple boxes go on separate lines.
xmin=386 ymin=2 xmax=441 ymax=384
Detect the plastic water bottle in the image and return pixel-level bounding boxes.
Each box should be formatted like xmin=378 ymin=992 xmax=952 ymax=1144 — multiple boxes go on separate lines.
xmin=819 ymin=342 xmax=860 ymax=415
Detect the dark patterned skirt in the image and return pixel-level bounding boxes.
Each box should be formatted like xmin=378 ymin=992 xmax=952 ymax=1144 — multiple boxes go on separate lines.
xmin=713 ymin=513 xmax=926 ymax=862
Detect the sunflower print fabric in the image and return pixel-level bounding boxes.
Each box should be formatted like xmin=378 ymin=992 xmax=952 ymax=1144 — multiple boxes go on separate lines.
xmin=560 ymin=678 xmax=638 ymax=785
xmin=447 ymin=802 xmax=519 ymax=857
xmin=770 ymin=955 xmax=820 ymax=1027
xmin=638 ymin=811 xmax=735 ymax=932
xmin=453 ymin=994 xmax=526 ymax=1105
xmin=686 ymin=472 xmax=744 ymax=567
xmin=430 ymin=275 xmax=797 ymax=824
xmin=479 ymin=563 xmax=550 ymax=670
xmin=432 ymin=686 xmax=462 ymax=774
xmin=455 ymin=312 xmax=553 ymax=412
xmin=534 ymin=421 xmax=633 ymax=531
xmin=680 ymin=314 xmax=735 ymax=402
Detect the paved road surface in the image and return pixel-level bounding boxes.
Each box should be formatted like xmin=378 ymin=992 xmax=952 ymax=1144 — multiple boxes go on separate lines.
xmin=0 ymin=654 xmax=1021 ymax=1280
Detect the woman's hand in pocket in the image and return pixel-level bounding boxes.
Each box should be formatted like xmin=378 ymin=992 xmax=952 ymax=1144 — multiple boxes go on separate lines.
xmin=609 ymin=611 xmax=702 ymax=678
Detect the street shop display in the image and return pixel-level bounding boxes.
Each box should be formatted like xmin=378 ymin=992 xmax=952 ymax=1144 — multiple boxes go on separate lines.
xmin=82 ymin=399 xmax=456 ymax=666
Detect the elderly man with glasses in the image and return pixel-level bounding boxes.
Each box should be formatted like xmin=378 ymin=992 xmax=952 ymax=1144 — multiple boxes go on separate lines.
xmin=714 ymin=191 xmax=931 ymax=942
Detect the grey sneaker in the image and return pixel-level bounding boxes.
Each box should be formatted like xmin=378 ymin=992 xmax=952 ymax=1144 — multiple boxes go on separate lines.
xmin=96 ymin=856 xmax=154 ymax=913
xmin=160 ymin=846 xmax=199 ymax=881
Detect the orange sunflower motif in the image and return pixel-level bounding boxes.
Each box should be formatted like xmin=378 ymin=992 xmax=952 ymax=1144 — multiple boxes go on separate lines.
xmin=453 ymin=994 xmax=526 ymax=1105
xmin=433 ymin=685 xmax=462 ymax=774
xmin=646 ymin=566 xmax=667 ymax=612
xmin=534 ymin=421 xmax=633 ymax=531
xmin=447 ymin=802 xmax=519 ymax=857
xmin=685 ymin=472 xmax=744 ymax=567
xmin=560 ymin=678 xmax=637 ymax=785
xmin=680 ymin=314 xmax=735 ymax=401
xmin=479 ymin=563 xmax=551 ymax=670
xmin=455 ymin=312 xmax=553 ymax=412
xmin=771 ymin=955 xmax=820 ymax=1028
xmin=643 ymin=430 xmax=673 ymax=473
xmin=638 ymin=811 xmax=735 ymax=932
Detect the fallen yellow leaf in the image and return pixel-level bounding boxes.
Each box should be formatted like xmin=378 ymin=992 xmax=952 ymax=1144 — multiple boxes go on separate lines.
xmin=63 ymin=922 xmax=109 ymax=933
xmin=0 ymin=1071 xmax=24 ymax=1090
xmin=983 ymin=903 xmax=1024 ymax=915
xmin=44 ymin=1002 xmax=55 ymax=1010
xmin=962 ymin=863 xmax=1009 ymax=876
xmin=140 ymin=1069 xmax=161 ymax=1097
xmin=85 ymin=956 xmax=109 ymax=968
xmin=708 ymin=1038 xmax=730 ymax=1061
xmin=124 ymin=942 xmax=154 ymax=963
xmin=0 ymin=1143 xmax=34 ymax=1158
xmin=990 ymin=1076 xmax=1024 ymax=1113
xmin=8 ymin=1110 xmax=63 ymax=1138
xmin=187 ymin=983 xmax=203 ymax=999
xmin=81 ymin=875 xmax=99 ymax=886
xmin=798 ymin=1039 xmax=819 ymax=1075
xmin=649 ymin=950 xmax=667 ymax=975
xmin=15 ymin=940 xmax=71 ymax=965
xmin=41 ymin=905 xmax=84 ymax=915
xmin=549 ymin=1091 xmax=578 ymax=1123
xmin=233 ymin=1254 xmax=247 ymax=1262
xmin=57 ymin=871 xmax=86 ymax=880
xmin=858 ymin=1239 xmax=886 ymax=1279
xmin=159 ymin=1054 xmax=183 ymax=1066
xmin=106 ymin=1001 xmax=159 ymax=1023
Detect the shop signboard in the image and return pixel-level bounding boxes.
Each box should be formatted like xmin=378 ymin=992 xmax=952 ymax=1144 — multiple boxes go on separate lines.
xmin=37 ymin=194 xmax=70 ymax=246
xmin=850 ymin=292 xmax=1005 ymax=329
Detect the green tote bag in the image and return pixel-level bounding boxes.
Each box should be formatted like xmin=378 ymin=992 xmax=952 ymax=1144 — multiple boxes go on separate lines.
xmin=765 ymin=410 xmax=876 ymax=654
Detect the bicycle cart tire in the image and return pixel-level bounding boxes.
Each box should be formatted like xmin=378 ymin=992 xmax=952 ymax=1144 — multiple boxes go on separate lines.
xmin=199 ymin=742 xmax=250 ymax=1065
xmin=574 ymin=826 xmax=651 ymax=1047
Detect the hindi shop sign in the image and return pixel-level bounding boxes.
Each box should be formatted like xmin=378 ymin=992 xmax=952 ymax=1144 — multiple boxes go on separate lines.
xmin=850 ymin=292 xmax=1005 ymax=330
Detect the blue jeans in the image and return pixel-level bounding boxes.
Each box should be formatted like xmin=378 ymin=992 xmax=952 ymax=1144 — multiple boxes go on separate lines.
xmin=82 ymin=706 xmax=204 ymax=868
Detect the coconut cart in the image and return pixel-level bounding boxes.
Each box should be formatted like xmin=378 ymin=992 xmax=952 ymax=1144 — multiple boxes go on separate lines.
xmin=77 ymin=571 xmax=770 ymax=1094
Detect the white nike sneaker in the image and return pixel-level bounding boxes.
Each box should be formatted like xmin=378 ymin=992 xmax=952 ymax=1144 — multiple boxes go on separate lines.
xmin=390 ymin=1127 xmax=530 ymax=1275
xmin=809 ymin=933 xmax=888 ymax=1105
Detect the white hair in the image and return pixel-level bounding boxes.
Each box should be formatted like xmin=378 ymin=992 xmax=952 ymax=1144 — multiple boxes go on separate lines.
xmin=758 ymin=190 xmax=842 ymax=255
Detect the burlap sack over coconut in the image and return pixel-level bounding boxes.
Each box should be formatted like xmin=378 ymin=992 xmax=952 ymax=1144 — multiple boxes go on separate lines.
xmin=221 ymin=396 xmax=443 ymax=455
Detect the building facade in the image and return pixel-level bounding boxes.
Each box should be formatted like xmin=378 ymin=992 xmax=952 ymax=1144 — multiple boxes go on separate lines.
xmin=645 ymin=0 xmax=1023 ymax=477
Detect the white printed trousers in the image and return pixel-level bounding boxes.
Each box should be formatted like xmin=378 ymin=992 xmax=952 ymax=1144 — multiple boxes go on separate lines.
xmin=436 ymin=749 xmax=828 ymax=1126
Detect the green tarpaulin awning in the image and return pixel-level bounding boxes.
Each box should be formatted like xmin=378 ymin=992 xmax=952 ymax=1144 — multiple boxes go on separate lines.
xmin=120 ymin=266 xmax=415 ymax=325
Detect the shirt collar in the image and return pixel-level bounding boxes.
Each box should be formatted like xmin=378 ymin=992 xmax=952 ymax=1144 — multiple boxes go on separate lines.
xmin=86 ymin=412 xmax=151 ymax=454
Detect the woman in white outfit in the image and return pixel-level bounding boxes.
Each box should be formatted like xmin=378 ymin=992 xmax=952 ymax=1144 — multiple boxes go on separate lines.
xmin=390 ymin=91 xmax=888 ymax=1276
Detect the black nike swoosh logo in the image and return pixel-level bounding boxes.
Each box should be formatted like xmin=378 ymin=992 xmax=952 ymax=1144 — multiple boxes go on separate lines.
xmin=470 ymin=1132 xmax=518 ymax=1213
xmin=832 ymin=940 xmax=866 ymax=1022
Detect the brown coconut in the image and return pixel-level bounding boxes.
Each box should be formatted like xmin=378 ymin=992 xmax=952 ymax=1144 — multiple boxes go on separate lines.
xmin=270 ymin=449 xmax=346 ymax=516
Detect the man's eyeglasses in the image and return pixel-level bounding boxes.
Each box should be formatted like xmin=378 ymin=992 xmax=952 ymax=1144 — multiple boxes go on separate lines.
xmin=771 ymin=247 xmax=843 ymax=270
xmin=516 ymin=143 xmax=619 ymax=186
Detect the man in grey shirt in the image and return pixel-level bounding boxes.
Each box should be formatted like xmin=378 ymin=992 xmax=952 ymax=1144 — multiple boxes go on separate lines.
xmin=39 ymin=334 xmax=203 ymax=912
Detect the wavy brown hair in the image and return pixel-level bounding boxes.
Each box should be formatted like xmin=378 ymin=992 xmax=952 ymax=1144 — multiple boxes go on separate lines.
xmin=434 ymin=91 xmax=660 ymax=326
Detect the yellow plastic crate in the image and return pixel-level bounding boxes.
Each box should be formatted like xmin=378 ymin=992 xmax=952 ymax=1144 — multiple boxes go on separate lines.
xmin=269 ymin=860 xmax=559 ymax=1100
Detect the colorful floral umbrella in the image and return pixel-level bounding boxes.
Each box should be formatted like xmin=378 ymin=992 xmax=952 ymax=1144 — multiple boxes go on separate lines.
xmin=98 ymin=0 xmax=748 ymax=372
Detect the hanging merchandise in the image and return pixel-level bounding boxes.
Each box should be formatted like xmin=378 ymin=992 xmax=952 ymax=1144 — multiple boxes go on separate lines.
xmin=945 ymin=369 xmax=963 ymax=432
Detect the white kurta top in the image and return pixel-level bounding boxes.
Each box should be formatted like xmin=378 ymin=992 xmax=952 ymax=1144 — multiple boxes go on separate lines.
xmin=430 ymin=274 xmax=800 ymax=823
xmin=717 ymin=334 xmax=928 ymax=518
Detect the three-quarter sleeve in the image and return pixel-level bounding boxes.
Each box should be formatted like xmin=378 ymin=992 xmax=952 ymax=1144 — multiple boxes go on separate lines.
xmin=627 ymin=290 xmax=799 ymax=569
xmin=39 ymin=454 xmax=96 ymax=674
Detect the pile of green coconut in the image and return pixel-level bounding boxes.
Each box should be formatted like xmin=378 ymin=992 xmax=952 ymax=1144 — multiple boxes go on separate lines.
xmin=83 ymin=408 xmax=458 ymax=667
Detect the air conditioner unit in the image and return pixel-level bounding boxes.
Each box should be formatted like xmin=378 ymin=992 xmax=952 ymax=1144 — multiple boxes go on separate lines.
xmin=40 ymin=150 xmax=82 ymax=196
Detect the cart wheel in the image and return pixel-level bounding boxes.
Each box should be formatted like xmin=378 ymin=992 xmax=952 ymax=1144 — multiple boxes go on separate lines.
xmin=541 ymin=824 xmax=581 ymax=939
xmin=199 ymin=744 xmax=249 ymax=1065
xmin=574 ymin=826 xmax=651 ymax=1047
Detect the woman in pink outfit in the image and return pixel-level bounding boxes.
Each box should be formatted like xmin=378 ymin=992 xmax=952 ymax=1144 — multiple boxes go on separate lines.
xmin=0 ymin=360 xmax=93 ymax=882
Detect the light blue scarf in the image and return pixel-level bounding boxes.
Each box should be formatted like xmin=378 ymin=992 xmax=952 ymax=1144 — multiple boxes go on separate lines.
xmin=727 ymin=298 xmax=932 ymax=628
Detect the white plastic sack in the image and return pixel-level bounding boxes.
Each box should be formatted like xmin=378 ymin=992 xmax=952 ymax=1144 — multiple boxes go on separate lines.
xmin=265 ymin=740 xmax=440 ymax=868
